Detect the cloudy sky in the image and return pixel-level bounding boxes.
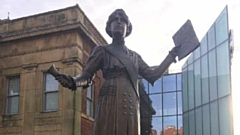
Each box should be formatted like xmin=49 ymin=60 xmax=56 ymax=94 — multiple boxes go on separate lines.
xmin=1 ymin=0 xmax=239 ymax=70
xmin=1 ymin=0 xmax=240 ymax=133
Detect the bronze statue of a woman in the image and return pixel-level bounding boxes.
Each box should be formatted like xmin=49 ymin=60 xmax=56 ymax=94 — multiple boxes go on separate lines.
xmin=55 ymin=9 xmax=178 ymax=135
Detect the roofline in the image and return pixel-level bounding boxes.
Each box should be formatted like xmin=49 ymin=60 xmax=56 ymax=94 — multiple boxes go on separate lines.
xmin=0 ymin=4 xmax=79 ymax=24
xmin=0 ymin=4 xmax=108 ymax=44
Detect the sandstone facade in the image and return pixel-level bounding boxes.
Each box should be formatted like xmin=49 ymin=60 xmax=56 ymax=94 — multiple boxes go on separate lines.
xmin=0 ymin=5 xmax=106 ymax=135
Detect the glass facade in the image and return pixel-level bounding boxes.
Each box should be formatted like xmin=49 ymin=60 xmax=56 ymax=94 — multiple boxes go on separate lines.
xmin=182 ymin=6 xmax=233 ymax=135
xmin=140 ymin=73 xmax=182 ymax=135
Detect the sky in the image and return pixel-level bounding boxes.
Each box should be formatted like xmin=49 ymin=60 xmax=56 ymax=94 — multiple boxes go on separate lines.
xmin=1 ymin=0 xmax=239 ymax=71
xmin=1 ymin=0 xmax=240 ymax=134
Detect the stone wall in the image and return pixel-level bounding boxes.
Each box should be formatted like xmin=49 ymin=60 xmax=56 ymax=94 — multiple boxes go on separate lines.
xmin=0 ymin=5 xmax=106 ymax=135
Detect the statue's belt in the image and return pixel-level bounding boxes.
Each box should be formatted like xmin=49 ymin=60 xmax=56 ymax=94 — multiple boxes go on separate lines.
xmin=102 ymin=45 xmax=139 ymax=98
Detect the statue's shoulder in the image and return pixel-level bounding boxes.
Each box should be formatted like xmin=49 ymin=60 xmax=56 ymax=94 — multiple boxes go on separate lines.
xmin=93 ymin=45 xmax=110 ymax=50
xmin=90 ymin=45 xmax=108 ymax=55
xmin=128 ymin=48 xmax=140 ymax=57
xmin=101 ymin=44 xmax=113 ymax=48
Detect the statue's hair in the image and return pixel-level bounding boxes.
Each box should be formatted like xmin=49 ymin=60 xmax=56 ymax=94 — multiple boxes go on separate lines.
xmin=105 ymin=9 xmax=132 ymax=38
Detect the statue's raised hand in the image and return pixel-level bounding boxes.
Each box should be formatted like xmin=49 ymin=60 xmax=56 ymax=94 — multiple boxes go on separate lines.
xmin=169 ymin=46 xmax=180 ymax=63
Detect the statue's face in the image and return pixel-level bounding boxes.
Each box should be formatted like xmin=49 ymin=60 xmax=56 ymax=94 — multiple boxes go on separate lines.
xmin=110 ymin=12 xmax=127 ymax=39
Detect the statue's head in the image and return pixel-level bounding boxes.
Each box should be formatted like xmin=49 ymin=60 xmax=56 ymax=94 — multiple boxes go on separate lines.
xmin=106 ymin=9 xmax=132 ymax=38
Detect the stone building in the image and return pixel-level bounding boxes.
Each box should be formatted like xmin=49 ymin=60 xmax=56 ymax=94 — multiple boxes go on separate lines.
xmin=0 ymin=5 xmax=107 ymax=135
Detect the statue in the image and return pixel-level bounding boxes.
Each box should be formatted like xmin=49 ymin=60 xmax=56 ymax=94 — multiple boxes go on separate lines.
xmin=54 ymin=9 xmax=179 ymax=135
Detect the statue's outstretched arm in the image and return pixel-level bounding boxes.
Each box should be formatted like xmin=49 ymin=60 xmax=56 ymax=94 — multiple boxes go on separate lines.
xmin=55 ymin=46 xmax=104 ymax=91
xmin=139 ymin=46 xmax=178 ymax=85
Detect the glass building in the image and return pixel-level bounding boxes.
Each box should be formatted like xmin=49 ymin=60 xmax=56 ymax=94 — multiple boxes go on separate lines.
xmin=182 ymin=6 xmax=233 ymax=135
xmin=140 ymin=73 xmax=183 ymax=135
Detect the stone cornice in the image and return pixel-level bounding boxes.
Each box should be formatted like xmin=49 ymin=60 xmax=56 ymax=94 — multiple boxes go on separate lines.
xmin=0 ymin=22 xmax=79 ymax=42
xmin=0 ymin=21 xmax=105 ymax=48
xmin=22 ymin=63 xmax=38 ymax=70
xmin=0 ymin=43 xmax=81 ymax=59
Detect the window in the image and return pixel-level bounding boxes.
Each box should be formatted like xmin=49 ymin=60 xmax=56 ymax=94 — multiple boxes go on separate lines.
xmin=163 ymin=75 xmax=176 ymax=92
xmin=217 ymin=41 xmax=231 ymax=98
xmin=87 ymin=84 xmax=94 ymax=117
xmin=194 ymin=59 xmax=201 ymax=107
xmin=201 ymin=55 xmax=209 ymax=104
xmin=6 ymin=76 xmax=20 ymax=115
xmin=150 ymin=94 xmax=162 ymax=116
xmin=44 ymin=73 xmax=58 ymax=111
xmin=142 ymin=73 xmax=182 ymax=135
xmin=163 ymin=93 xmax=176 ymax=115
xmin=188 ymin=64 xmax=194 ymax=110
xmin=149 ymin=78 xmax=162 ymax=94
xmin=177 ymin=74 xmax=182 ymax=91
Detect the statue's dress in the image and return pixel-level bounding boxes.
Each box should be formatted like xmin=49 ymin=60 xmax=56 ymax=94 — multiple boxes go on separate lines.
xmin=75 ymin=45 xmax=170 ymax=135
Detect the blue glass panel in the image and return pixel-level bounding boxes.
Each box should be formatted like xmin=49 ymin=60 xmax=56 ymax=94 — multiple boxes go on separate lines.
xmin=196 ymin=107 xmax=203 ymax=135
xmin=202 ymin=105 xmax=210 ymax=135
xmin=151 ymin=117 xmax=163 ymax=135
xmin=209 ymin=49 xmax=218 ymax=101
xmin=177 ymin=92 xmax=182 ymax=114
xmin=201 ymin=54 xmax=209 ymax=104
xmin=163 ymin=93 xmax=176 ymax=115
xmin=219 ymin=96 xmax=232 ymax=135
xmin=189 ymin=110 xmax=195 ymax=135
xmin=163 ymin=116 xmax=177 ymax=134
xmin=149 ymin=78 xmax=162 ymax=94
xmin=194 ymin=59 xmax=201 ymax=107
xmin=150 ymin=94 xmax=162 ymax=116
xmin=210 ymin=101 xmax=219 ymax=135
xmin=163 ymin=75 xmax=176 ymax=92
xmin=201 ymin=35 xmax=208 ymax=55
xmin=188 ymin=64 xmax=194 ymax=110
xmin=178 ymin=115 xmax=183 ymax=130
xmin=182 ymin=68 xmax=188 ymax=112
xmin=217 ymin=41 xmax=230 ymax=98
xmin=208 ymin=24 xmax=216 ymax=50
xmin=215 ymin=7 xmax=228 ymax=45
xmin=177 ymin=74 xmax=182 ymax=91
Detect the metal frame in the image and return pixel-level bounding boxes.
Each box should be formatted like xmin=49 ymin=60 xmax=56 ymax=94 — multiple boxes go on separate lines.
xmin=141 ymin=73 xmax=183 ymax=134
xmin=182 ymin=6 xmax=232 ymax=135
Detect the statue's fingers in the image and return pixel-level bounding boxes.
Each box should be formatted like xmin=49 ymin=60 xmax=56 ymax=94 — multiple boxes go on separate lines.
xmin=55 ymin=76 xmax=61 ymax=79
xmin=58 ymin=78 xmax=67 ymax=83
xmin=55 ymin=76 xmax=63 ymax=81
xmin=59 ymin=81 xmax=68 ymax=87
